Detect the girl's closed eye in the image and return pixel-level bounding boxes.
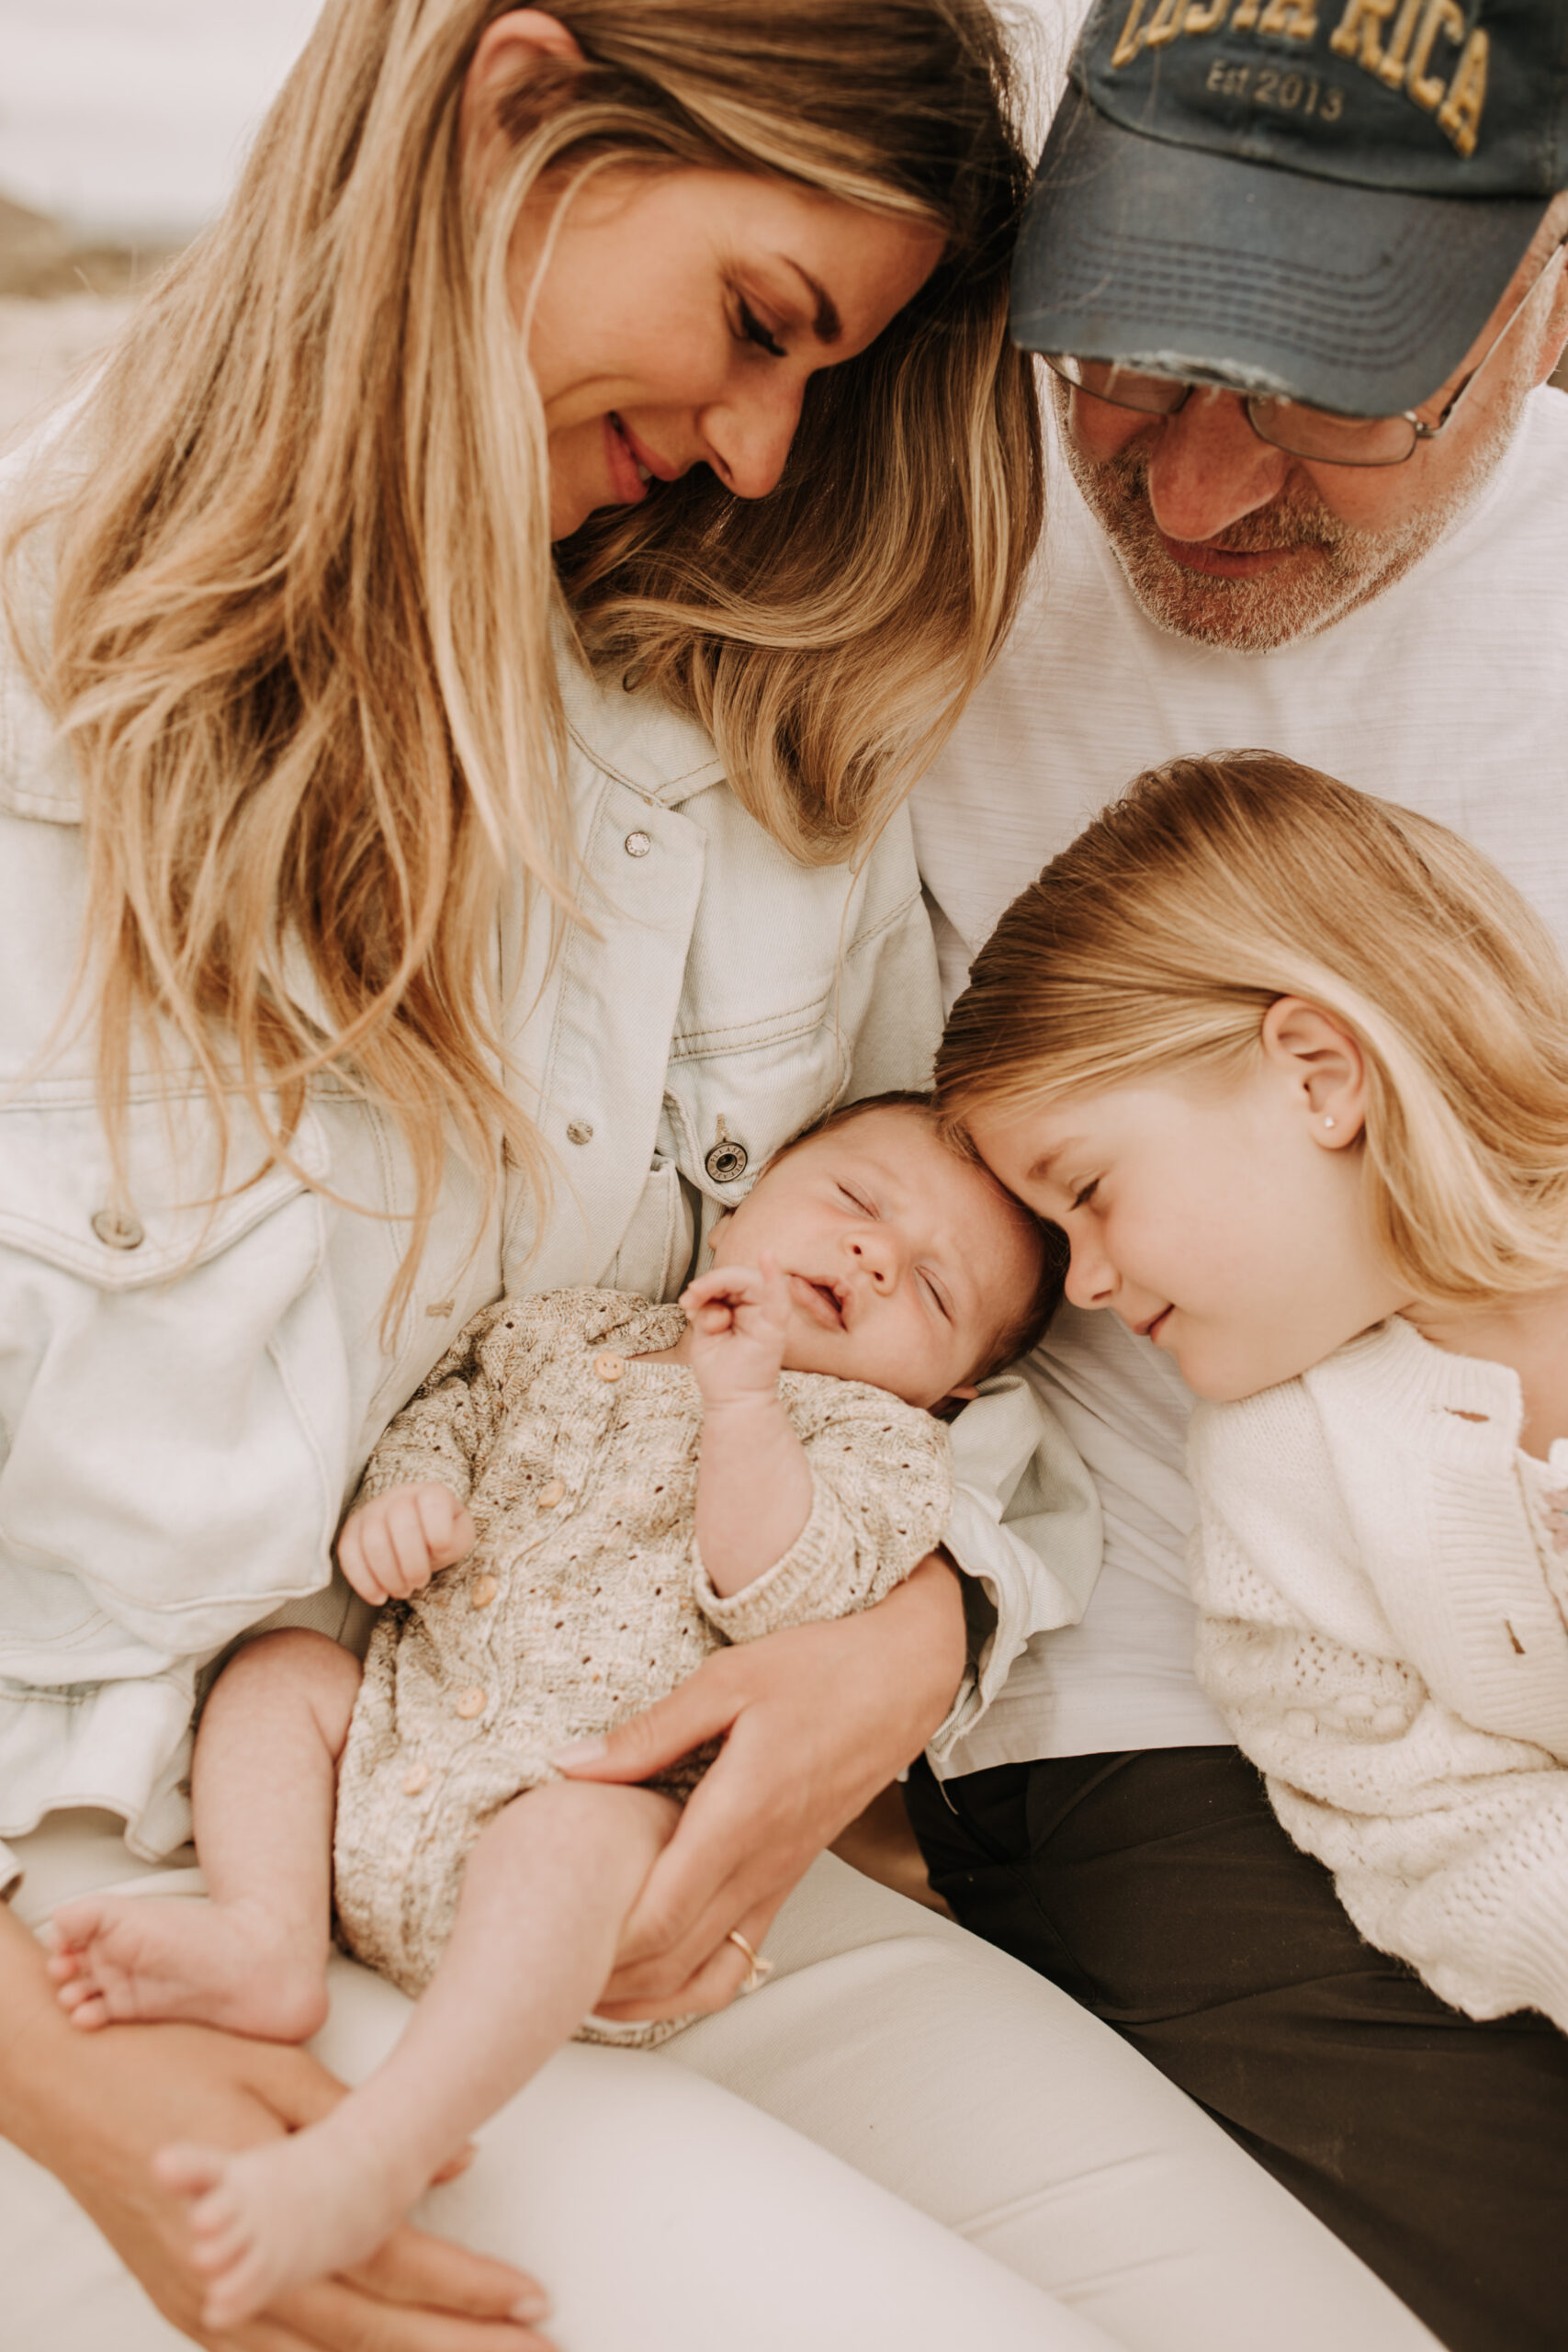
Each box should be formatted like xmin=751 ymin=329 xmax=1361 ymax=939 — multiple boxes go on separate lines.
xmin=1069 ymin=1178 xmax=1100 ymax=1212
xmin=736 ymin=296 xmax=787 ymax=358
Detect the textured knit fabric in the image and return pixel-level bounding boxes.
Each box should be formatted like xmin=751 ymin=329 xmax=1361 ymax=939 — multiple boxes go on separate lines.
xmin=333 ymin=1288 xmax=951 ymax=2024
xmin=1188 ymin=1314 xmax=1568 ymax=2030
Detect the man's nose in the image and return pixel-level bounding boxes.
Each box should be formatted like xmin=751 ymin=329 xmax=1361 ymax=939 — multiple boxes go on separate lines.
xmin=700 ymin=376 xmax=807 ymax=501
xmin=1062 ymin=1234 xmax=1118 ymax=1313
xmin=1144 ymin=390 xmax=1292 ymax=544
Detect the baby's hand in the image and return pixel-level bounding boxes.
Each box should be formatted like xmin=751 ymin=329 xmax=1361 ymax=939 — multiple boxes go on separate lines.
xmin=681 ymin=1252 xmax=791 ymax=1406
xmin=338 ymin=1482 xmax=475 ymax=1605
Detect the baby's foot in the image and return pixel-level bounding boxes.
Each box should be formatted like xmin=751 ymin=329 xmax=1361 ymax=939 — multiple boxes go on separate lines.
xmin=48 ymin=1894 xmax=328 ymax=2041
xmin=154 ymin=2129 xmax=423 ymax=2330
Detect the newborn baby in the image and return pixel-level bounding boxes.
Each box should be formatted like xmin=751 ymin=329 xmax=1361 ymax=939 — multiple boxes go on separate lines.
xmin=48 ymin=1094 xmax=1057 ymax=2328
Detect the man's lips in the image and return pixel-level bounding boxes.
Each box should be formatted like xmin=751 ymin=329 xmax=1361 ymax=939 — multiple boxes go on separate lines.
xmin=788 ymin=1272 xmax=848 ymax=1331
xmin=1158 ymin=536 xmax=1311 ymax=580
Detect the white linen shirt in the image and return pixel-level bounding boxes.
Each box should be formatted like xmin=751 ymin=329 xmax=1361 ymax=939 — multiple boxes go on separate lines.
xmin=0 ymin=467 xmax=1098 ymax=1883
xmin=912 ymin=383 xmax=1568 ymax=1765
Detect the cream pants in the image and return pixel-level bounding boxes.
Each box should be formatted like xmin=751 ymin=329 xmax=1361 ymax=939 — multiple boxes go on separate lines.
xmin=4 ymin=1814 xmax=1438 ymax=2352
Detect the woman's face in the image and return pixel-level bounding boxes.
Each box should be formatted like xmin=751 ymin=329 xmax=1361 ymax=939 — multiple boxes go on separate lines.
xmin=513 ymin=166 xmax=944 ymax=540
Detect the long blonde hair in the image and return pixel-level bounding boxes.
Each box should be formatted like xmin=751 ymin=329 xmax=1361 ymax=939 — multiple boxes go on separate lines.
xmin=935 ymin=753 xmax=1568 ymax=1306
xmin=4 ymin=0 xmax=1041 ymax=1311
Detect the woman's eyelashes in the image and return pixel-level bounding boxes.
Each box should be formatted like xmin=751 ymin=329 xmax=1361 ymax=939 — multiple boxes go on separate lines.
xmin=1068 ymin=1178 xmax=1100 ymax=1212
xmin=736 ymin=295 xmax=787 ymax=358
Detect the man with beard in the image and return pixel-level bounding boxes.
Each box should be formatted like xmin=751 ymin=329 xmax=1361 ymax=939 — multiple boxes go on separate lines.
xmin=906 ymin=6 xmax=1568 ymax=2350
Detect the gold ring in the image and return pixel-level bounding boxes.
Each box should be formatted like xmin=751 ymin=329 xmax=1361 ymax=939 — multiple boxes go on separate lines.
xmin=727 ymin=1928 xmax=773 ymax=1995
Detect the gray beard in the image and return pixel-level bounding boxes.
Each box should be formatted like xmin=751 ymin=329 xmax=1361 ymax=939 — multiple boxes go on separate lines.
xmin=1054 ymin=373 xmax=1529 ymax=654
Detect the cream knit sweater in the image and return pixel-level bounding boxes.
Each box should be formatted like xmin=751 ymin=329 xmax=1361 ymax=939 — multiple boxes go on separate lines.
xmin=1189 ymin=1314 xmax=1568 ymax=2031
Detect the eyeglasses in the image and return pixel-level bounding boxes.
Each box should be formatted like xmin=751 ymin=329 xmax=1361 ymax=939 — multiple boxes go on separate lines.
xmin=1044 ymin=233 xmax=1568 ymax=469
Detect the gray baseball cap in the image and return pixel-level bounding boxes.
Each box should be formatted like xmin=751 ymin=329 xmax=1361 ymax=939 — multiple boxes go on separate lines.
xmin=1012 ymin=0 xmax=1568 ymax=416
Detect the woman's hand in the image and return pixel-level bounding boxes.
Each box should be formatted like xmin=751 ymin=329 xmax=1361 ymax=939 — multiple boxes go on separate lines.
xmin=552 ymin=1552 xmax=966 ymax=2018
xmin=0 ymin=1911 xmax=551 ymax=2352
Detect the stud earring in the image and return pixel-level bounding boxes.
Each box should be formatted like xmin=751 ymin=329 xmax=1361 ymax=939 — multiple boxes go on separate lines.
xmin=1323 ymin=1116 xmax=1337 ymax=1131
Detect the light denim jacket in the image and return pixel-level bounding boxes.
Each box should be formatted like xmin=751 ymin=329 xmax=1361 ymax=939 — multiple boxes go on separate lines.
xmin=0 ymin=504 xmax=1099 ymax=1881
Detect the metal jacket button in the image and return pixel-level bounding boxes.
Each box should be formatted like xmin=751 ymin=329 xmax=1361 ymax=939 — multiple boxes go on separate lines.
xmin=705 ymin=1139 xmax=748 ymax=1183
xmin=566 ymin=1121 xmax=592 ymax=1146
xmin=92 ymin=1208 xmax=144 ymax=1250
xmin=624 ymin=831 xmax=652 ymax=858
xmin=594 ymin=1352 xmax=626 ymax=1383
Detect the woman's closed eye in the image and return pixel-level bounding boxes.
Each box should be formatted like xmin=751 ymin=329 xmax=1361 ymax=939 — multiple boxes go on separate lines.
xmin=736 ymin=296 xmax=787 ymax=358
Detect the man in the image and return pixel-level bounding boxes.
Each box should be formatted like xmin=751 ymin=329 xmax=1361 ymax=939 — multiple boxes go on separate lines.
xmin=904 ymin=5 xmax=1568 ymax=2349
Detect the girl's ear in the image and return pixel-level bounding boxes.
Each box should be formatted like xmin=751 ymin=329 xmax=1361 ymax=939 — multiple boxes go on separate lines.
xmin=1260 ymin=997 xmax=1367 ymax=1149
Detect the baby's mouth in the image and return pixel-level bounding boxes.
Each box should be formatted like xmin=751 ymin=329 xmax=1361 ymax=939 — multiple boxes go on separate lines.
xmin=789 ymin=1273 xmax=847 ymax=1331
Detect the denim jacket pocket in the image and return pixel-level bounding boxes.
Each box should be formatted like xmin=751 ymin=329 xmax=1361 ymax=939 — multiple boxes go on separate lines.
xmin=0 ymin=1095 xmax=351 ymax=1660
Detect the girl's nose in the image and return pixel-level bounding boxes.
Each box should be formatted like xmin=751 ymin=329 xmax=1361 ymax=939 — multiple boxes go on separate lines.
xmin=700 ymin=376 xmax=807 ymax=501
xmin=1062 ymin=1236 xmax=1118 ymax=1313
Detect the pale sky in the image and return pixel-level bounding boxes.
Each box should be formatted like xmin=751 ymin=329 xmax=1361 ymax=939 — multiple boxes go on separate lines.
xmin=0 ymin=0 xmax=323 ymax=237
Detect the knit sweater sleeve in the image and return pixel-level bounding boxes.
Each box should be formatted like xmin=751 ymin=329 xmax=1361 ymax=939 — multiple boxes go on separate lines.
xmin=694 ymin=1380 xmax=953 ymax=1645
xmin=1190 ymin=1381 xmax=1568 ymax=2032
xmin=353 ymin=1295 xmax=547 ymax=1511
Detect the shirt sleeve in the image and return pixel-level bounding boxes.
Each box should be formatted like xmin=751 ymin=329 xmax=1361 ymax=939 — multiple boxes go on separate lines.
xmin=693 ymin=1381 xmax=952 ymax=1644
xmin=926 ymin=1374 xmax=1103 ymax=1769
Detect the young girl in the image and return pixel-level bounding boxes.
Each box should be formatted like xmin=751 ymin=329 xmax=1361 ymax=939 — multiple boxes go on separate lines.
xmin=45 ymin=1096 xmax=1059 ymax=2330
xmin=935 ymin=751 xmax=1568 ymax=2043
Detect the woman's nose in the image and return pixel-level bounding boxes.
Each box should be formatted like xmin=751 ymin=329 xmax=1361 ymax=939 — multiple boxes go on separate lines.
xmin=700 ymin=376 xmax=807 ymax=501
xmin=1062 ymin=1236 xmax=1118 ymax=1313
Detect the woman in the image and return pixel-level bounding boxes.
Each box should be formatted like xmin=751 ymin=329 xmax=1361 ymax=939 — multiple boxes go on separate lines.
xmin=0 ymin=5 xmax=1440 ymax=2349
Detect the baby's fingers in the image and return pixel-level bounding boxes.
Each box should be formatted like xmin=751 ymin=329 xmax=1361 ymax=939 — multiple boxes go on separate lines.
xmin=413 ymin=1485 xmax=475 ymax=1571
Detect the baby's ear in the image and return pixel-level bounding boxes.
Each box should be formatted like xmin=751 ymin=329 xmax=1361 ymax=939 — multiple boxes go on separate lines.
xmin=945 ymin=1383 xmax=980 ymax=1404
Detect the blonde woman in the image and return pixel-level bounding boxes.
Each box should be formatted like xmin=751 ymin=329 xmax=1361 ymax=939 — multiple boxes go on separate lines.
xmin=0 ymin=5 xmax=1443 ymax=2350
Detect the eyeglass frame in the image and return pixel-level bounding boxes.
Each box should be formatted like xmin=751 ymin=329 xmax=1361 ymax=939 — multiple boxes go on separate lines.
xmin=1043 ymin=230 xmax=1568 ymax=469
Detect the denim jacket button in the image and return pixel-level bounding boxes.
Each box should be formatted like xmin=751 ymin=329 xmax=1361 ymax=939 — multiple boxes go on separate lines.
xmin=566 ymin=1121 xmax=593 ymax=1146
xmin=91 ymin=1208 xmax=144 ymax=1250
xmin=624 ymin=831 xmax=652 ymax=858
xmin=705 ymin=1139 xmax=749 ymax=1183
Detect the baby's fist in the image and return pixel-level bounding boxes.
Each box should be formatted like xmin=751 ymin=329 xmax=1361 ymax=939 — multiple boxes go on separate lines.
xmin=339 ymin=1482 xmax=475 ymax=1605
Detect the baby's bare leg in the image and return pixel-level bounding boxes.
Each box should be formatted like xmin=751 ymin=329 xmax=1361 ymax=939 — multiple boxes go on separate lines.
xmin=158 ymin=1778 xmax=681 ymax=2330
xmin=50 ymin=1628 xmax=359 ymax=2040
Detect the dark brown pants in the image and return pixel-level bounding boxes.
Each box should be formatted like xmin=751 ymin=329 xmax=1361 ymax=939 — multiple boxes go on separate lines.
xmin=904 ymin=1747 xmax=1568 ymax=2352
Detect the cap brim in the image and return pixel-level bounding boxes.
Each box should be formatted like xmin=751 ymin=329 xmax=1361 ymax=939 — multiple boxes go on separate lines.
xmin=1013 ymin=95 xmax=1549 ymax=416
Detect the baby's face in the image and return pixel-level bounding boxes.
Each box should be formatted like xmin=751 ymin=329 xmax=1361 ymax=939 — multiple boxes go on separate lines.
xmin=710 ymin=1106 xmax=1043 ymax=1408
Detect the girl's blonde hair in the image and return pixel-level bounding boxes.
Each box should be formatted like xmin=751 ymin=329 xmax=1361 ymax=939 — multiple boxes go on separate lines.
xmin=4 ymin=0 xmax=1041 ymax=1316
xmin=935 ymin=753 xmax=1568 ymax=1307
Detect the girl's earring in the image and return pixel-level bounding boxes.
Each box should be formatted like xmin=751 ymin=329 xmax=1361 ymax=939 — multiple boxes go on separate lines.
xmin=1323 ymin=1116 xmax=1337 ymax=1131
